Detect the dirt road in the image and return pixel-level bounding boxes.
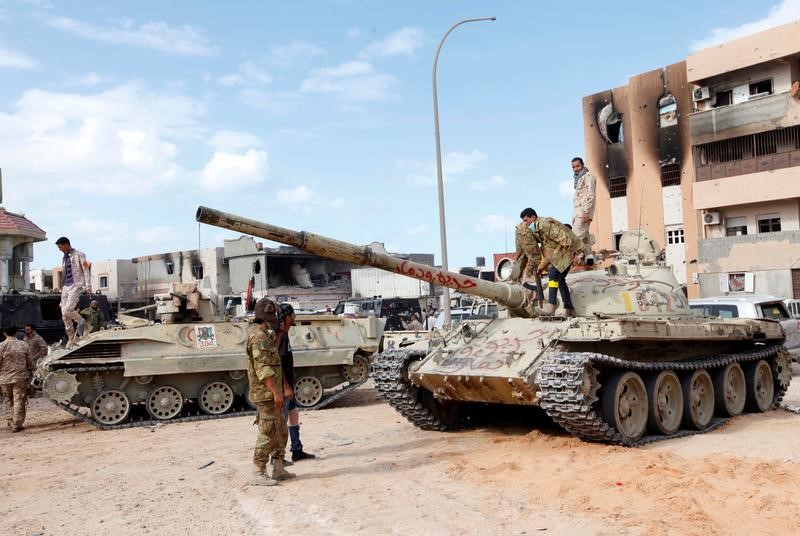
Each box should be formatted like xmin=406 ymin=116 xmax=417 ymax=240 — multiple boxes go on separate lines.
xmin=3 ymin=371 xmax=800 ymax=536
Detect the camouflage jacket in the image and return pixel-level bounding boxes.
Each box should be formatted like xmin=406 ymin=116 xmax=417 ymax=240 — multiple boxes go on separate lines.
xmin=80 ymin=307 xmax=105 ymax=333
xmin=514 ymin=222 xmax=542 ymax=280
xmin=62 ymin=248 xmax=92 ymax=289
xmin=573 ymin=171 xmax=597 ymax=220
xmin=0 ymin=338 xmax=31 ymax=384
xmin=246 ymin=323 xmax=282 ymax=404
xmin=530 ymin=217 xmax=582 ymax=272
xmin=24 ymin=333 xmax=48 ymax=366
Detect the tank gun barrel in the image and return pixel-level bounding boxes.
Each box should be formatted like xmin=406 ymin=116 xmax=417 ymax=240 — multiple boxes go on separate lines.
xmin=196 ymin=206 xmax=529 ymax=310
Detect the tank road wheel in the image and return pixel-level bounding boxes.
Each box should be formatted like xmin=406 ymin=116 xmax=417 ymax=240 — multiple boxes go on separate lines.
xmin=681 ymin=370 xmax=715 ymax=430
xmin=744 ymin=360 xmax=774 ymax=413
xmin=146 ymin=386 xmax=184 ymax=420
xmin=712 ymin=363 xmax=746 ymax=417
xmin=343 ymin=354 xmax=370 ymax=383
xmin=294 ymin=376 xmax=324 ymax=408
xmin=91 ymin=389 xmax=131 ymax=426
xmin=198 ymin=381 xmax=235 ymax=415
xmin=645 ymin=370 xmax=683 ymax=436
xmin=602 ymin=371 xmax=649 ymax=443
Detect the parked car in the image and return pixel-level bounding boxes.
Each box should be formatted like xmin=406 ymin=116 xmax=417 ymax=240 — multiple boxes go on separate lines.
xmin=332 ymin=297 xmax=423 ymax=331
xmin=689 ymin=295 xmax=800 ymax=360
xmin=433 ymin=300 xmax=499 ymax=330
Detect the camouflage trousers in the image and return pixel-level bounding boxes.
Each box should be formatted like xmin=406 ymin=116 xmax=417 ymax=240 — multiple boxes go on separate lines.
xmin=253 ymin=402 xmax=288 ymax=469
xmin=2 ymin=380 xmax=28 ymax=428
xmin=571 ymin=215 xmax=595 ymax=257
xmin=61 ymin=285 xmax=85 ymax=339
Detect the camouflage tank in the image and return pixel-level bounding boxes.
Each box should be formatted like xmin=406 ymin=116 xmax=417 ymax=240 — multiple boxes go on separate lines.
xmin=196 ymin=207 xmax=793 ymax=445
xmin=35 ymin=283 xmax=385 ymax=428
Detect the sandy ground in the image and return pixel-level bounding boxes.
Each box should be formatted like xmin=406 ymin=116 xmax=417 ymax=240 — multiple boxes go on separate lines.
xmin=3 ymin=367 xmax=800 ymax=536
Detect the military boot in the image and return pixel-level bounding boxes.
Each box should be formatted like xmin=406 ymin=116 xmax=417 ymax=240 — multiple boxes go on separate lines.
xmin=270 ymin=457 xmax=296 ymax=481
xmin=535 ymin=302 xmax=556 ymax=316
xmin=248 ymin=467 xmax=278 ymax=487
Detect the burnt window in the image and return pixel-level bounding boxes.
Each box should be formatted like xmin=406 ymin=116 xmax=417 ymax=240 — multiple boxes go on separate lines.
xmin=714 ymin=90 xmax=732 ymax=108
xmin=757 ymin=215 xmax=781 ymax=233
xmin=609 ymin=176 xmax=627 ymax=198
xmin=192 ymin=265 xmax=204 ymax=280
xmin=749 ymin=79 xmax=772 ymax=99
xmin=165 ymin=262 xmax=175 ymax=275
xmin=660 ymin=163 xmax=681 ymax=186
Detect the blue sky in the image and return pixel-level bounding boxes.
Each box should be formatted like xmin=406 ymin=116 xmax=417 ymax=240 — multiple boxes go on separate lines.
xmin=1 ymin=0 xmax=798 ymax=272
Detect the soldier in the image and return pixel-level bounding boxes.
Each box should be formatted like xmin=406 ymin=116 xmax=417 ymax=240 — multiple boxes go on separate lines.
xmin=524 ymin=209 xmax=583 ymax=317
xmin=80 ymin=300 xmax=105 ymax=334
xmin=1 ymin=325 xmax=33 ymax=432
xmin=248 ymin=298 xmax=294 ymax=486
xmin=515 ymin=210 xmax=544 ymax=308
xmin=23 ymin=324 xmax=48 ymax=369
xmin=277 ymin=303 xmax=315 ymax=462
xmin=570 ymin=157 xmax=597 ymax=265
xmin=402 ymin=313 xmax=423 ymax=331
xmin=55 ymin=237 xmax=92 ymax=347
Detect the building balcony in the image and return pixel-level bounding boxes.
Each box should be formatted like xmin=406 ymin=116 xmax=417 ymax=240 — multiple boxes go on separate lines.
xmin=690 ymin=92 xmax=800 ymax=145
xmin=698 ymin=230 xmax=800 ymax=269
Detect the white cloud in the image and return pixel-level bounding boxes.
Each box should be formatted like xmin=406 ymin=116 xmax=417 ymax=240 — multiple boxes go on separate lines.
xmin=691 ymin=0 xmax=800 ymax=50
xmin=44 ymin=16 xmax=218 ymax=56
xmin=70 ymin=218 xmax=178 ymax=246
xmin=406 ymin=224 xmax=428 ymax=236
xmin=276 ymin=185 xmax=312 ymax=204
xmin=0 ymin=84 xmax=203 ymax=198
xmin=558 ymin=179 xmax=574 ymax=200
xmin=207 ymin=130 xmax=263 ymax=151
xmin=399 ymin=149 xmax=487 ymax=187
xmin=201 ymin=149 xmax=268 ymax=192
xmin=300 ymin=60 xmax=393 ymax=102
xmin=359 ymin=27 xmax=426 ymax=59
xmin=0 ymin=45 xmax=39 ymax=69
xmin=474 ymin=214 xmax=508 ymax=234
xmin=469 ymin=174 xmax=507 ymax=191
xmin=63 ymin=73 xmax=113 ymax=86
xmin=217 ymin=61 xmax=272 ymax=87
xmin=268 ymin=41 xmax=326 ymax=66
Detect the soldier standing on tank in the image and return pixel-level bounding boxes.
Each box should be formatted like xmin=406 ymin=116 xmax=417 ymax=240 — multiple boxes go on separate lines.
xmin=277 ymin=303 xmax=316 ymax=462
xmin=523 ymin=208 xmax=582 ymax=317
xmin=515 ymin=211 xmax=544 ymax=309
xmin=55 ymin=237 xmax=92 ymax=347
xmin=247 ymin=298 xmax=295 ymax=486
xmin=80 ymin=300 xmax=105 ymax=334
xmin=571 ymin=157 xmax=597 ymax=265
xmin=23 ymin=324 xmax=48 ymax=369
xmin=1 ymin=325 xmax=33 ymax=432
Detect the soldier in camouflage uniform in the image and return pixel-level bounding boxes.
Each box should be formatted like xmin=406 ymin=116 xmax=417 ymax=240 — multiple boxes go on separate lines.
xmin=80 ymin=300 xmax=105 ymax=334
xmin=247 ymin=298 xmax=295 ymax=486
xmin=570 ymin=157 xmax=597 ymax=264
xmin=23 ymin=324 xmax=48 ymax=369
xmin=523 ymin=208 xmax=583 ymax=317
xmin=513 ymin=216 xmax=544 ymax=308
xmin=1 ymin=325 xmax=33 ymax=432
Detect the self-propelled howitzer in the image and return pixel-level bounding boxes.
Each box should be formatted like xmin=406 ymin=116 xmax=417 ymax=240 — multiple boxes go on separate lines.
xmin=196 ymin=206 xmax=792 ymax=445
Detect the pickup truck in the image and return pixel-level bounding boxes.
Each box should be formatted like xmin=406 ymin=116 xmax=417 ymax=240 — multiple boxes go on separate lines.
xmin=689 ymin=295 xmax=800 ymax=361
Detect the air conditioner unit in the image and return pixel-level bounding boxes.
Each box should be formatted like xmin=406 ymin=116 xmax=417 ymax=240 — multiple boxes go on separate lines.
xmin=693 ymin=86 xmax=710 ymax=102
xmin=703 ymin=211 xmax=721 ymax=225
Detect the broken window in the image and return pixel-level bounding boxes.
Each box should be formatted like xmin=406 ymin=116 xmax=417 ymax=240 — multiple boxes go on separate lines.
xmin=714 ymin=90 xmax=732 ymax=108
xmin=658 ymin=94 xmax=678 ymax=128
xmin=757 ymin=214 xmax=781 ymax=233
xmin=597 ymin=103 xmax=624 ymax=144
xmin=253 ymin=260 xmax=261 ymax=275
xmin=609 ymin=176 xmax=627 ymax=198
xmin=612 ymin=232 xmax=624 ymax=251
xmin=660 ymin=163 xmax=681 ymax=186
xmin=749 ymin=79 xmax=773 ymax=99
xmin=725 ymin=217 xmax=747 ymax=237
xmin=192 ymin=265 xmax=204 ymax=280
xmin=165 ymin=261 xmax=174 ymax=275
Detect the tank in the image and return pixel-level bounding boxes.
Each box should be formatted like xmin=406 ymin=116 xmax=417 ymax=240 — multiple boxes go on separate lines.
xmin=35 ymin=282 xmax=385 ymax=428
xmin=196 ymin=206 xmax=793 ymax=445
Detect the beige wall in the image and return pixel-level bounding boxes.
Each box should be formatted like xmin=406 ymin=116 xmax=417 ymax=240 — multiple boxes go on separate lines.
xmin=686 ymin=20 xmax=800 ymax=83
xmin=693 ymin=167 xmax=800 ymax=210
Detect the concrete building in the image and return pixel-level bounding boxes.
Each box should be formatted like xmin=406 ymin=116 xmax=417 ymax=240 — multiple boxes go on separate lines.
xmin=0 ymin=207 xmax=47 ymax=291
xmin=582 ymin=20 xmax=800 ymax=299
xmin=30 ymin=268 xmax=52 ymax=291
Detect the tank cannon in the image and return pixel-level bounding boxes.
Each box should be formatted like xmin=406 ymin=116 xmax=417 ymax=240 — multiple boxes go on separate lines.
xmin=197 ymin=206 xmax=793 ymax=445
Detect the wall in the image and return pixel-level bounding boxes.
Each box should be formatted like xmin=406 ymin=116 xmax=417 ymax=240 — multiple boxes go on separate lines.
xmin=351 ymin=267 xmax=431 ymax=299
xmin=224 ymin=236 xmax=268 ymax=295
xmin=693 ymin=166 xmax=800 ymax=210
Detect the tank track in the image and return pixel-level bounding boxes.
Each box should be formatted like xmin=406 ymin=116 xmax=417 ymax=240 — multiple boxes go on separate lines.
xmin=536 ymin=344 xmax=790 ymax=446
xmin=371 ymin=348 xmax=457 ymax=431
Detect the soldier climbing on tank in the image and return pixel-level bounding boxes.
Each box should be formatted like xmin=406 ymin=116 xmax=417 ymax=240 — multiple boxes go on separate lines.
xmin=523 ymin=208 xmax=582 ymax=317
xmin=55 ymin=237 xmax=92 ymax=347
xmin=277 ymin=303 xmax=316 ymax=462
xmin=515 ymin=210 xmax=544 ymax=310
xmin=247 ymin=298 xmax=295 ymax=486
xmin=570 ymin=157 xmax=596 ymax=266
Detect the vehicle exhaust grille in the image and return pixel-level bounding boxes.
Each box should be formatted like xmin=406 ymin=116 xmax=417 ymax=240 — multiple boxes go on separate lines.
xmin=63 ymin=342 xmax=123 ymax=360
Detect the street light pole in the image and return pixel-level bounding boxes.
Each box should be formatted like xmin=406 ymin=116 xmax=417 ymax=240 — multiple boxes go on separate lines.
xmin=432 ymin=16 xmax=495 ymax=327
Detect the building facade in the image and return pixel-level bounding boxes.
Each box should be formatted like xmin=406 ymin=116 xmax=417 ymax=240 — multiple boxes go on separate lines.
xmin=583 ymin=20 xmax=800 ymax=299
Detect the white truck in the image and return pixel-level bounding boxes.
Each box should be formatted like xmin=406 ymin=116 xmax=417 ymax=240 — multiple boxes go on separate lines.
xmin=689 ymin=295 xmax=800 ymax=361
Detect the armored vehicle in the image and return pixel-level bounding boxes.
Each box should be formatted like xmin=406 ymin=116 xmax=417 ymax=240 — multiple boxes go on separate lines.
xmin=1 ymin=291 xmax=113 ymax=343
xmin=196 ymin=207 xmax=792 ymax=445
xmin=35 ymin=282 xmax=385 ymax=428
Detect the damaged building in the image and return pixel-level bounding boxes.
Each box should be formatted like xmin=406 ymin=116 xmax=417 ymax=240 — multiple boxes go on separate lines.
xmin=583 ymin=20 xmax=800 ymax=299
